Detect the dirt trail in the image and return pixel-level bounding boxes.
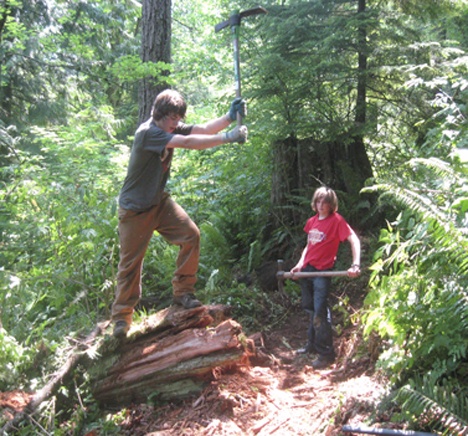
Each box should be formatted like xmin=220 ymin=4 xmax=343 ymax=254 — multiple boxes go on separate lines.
xmin=118 ymin=309 xmax=390 ymax=436
xmin=1 ymin=302 xmax=392 ymax=435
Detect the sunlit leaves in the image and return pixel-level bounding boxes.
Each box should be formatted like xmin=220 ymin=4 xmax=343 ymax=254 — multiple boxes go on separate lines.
xmin=0 ymin=108 xmax=125 ymax=357
xmin=109 ymin=55 xmax=173 ymax=84
xmin=363 ymin=149 xmax=468 ymax=435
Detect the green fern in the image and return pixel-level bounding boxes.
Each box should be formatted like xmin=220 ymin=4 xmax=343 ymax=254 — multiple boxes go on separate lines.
xmin=363 ymin=154 xmax=468 ymax=432
xmin=364 ymin=157 xmax=468 ymax=277
xmin=396 ymin=373 xmax=468 ymax=436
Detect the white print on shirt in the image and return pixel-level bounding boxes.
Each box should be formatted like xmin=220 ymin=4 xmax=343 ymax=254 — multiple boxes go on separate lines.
xmin=308 ymin=228 xmax=326 ymax=245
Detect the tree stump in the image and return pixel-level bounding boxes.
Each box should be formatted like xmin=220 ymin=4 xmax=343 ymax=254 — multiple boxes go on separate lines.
xmin=90 ymin=304 xmax=249 ymax=407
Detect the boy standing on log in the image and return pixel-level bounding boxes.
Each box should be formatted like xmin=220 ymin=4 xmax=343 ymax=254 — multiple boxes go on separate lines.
xmin=112 ymin=89 xmax=247 ymax=338
xmin=290 ymin=187 xmax=361 ymax=369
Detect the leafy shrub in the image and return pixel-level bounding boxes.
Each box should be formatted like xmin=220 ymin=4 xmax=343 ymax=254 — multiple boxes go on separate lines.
xmin=396 ymin=373 xmax=468 ymax=436
xmin=362 ymin=155 xmax=468 ymax=433
xmin=0 ymin=325 xmax=30 ymax=391
xmin=0 ymin=107 xmax=126 ymax=381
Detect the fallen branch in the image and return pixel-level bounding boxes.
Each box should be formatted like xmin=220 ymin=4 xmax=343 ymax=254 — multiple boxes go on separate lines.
xmin=252 ymin=413 xmax=275 ymax=434
xmin=1 ymin=321 xmax=109 ymax=434
xmin=268 ymin=416 xmax=291 ymax=434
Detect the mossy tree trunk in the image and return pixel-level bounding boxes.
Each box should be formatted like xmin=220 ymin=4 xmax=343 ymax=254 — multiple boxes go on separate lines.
xmin=270 ymin=0 xmax=375 ymax=247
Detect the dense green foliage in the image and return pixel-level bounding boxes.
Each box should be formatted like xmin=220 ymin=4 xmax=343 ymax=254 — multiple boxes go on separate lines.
xmin=1 ymin=0 xmax=468 ymax=433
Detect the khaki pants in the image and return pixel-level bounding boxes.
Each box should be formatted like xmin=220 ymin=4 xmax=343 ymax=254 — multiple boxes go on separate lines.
xmin=112 ymin=193 xmax=200 ymax=323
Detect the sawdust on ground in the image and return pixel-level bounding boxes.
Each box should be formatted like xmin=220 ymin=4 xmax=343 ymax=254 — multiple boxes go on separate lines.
xmin=1 ymin=302 xmax=399 ymax=435
xmin=114 ymin=309 xmax=395 ymax=436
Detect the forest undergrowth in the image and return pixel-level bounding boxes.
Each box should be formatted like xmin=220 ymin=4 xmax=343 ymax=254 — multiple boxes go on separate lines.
xmin=0 ymin=277 xmax=405 ymax=436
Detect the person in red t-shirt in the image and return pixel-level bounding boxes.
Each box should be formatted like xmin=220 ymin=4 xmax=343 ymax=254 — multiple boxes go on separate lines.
xmin=291 ymin=186 xmax=361 ymax=369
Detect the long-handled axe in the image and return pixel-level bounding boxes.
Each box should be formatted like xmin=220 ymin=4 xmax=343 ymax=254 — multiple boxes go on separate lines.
xmin=215 ymin=6 xmax=267 ymax=127
xmin=276 ymin=259 xmax=349 ymax=297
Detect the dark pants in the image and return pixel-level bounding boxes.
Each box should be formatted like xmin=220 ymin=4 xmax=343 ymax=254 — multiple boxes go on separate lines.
xmin=299 ymin=264 xmax=335 ymax=359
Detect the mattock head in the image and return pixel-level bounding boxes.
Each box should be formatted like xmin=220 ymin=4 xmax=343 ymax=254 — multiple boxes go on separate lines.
xmin=215 ymin=6 xmax=267 ymax=33
xmin=276 ymin=259 xmax=286 ymax=297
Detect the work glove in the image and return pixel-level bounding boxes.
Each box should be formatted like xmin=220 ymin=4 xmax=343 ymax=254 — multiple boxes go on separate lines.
xmin=227 ymin=97 xmax=247 ymax=122
xmin=222 ymin=125 xmax=248 ymax=144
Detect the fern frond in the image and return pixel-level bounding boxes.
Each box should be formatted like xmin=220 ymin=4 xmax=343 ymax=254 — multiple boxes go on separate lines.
xmin=452 ymin=293 xmax=468 ymax=331
xmin=365 ymin=156 xmax=466 ymax=220
xmin=363 ymin=155 xmax=468 ymax=277
xmin=409 ymin=157 xmax=458 ymax=181
xmin=431 ymin=222 xmax=468 ymax=276
xmin=399 ymin=187 xmax=447 ymax=222
xmin=397 ymin=374 xmax=468 ymax=435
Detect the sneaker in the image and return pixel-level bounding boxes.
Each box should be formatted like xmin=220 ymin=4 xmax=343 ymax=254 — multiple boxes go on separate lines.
xmin=173 ymin=293 xmax=202 ymax=309
xmin=113 ymin=320 xmax=130 ymax=339
xmin=296 ymin=343 xmax=317 ymax=355
xmin=312 ymin=355 xmax=335 ymax=370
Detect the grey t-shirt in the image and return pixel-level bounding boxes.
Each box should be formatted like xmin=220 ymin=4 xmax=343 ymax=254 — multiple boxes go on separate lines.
xmin=118 ymin=118 xmax=193 ymax=211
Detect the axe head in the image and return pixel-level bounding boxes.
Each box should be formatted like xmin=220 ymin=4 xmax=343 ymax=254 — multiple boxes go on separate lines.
xmin=215 ymin=6 xmax=267 ymax=33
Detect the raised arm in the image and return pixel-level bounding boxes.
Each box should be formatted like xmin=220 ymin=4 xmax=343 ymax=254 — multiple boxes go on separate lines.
xmin=167 ymin=125 xmax=247 ymax=150
xmin=191 ymin=115 xmax=232 ymax=135
xmin=191 ymin=98 xmax=246 ymax=135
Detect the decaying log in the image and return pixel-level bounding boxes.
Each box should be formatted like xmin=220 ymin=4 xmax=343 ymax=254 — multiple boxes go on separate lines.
xmin=90 ymin=304 xmax=250 ymax=407
xmin=1 ymin=304 xmax=249 ymax=433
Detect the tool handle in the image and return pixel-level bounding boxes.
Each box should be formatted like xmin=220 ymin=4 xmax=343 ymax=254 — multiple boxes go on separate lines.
xmin=277 ymin=271 xmax=349 ymax=280
xmin=232 ymin=26 xmax=242 ymax=126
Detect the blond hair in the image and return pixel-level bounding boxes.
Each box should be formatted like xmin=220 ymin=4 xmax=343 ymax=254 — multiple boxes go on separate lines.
xmin=311 ymin=186 xmax=338 ymax=213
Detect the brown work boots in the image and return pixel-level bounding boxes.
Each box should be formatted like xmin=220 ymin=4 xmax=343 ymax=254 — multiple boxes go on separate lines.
xmin=112 ymin=293 xmax=202 ymax=339
xmin=173 ymin=293 xmax=202 ymax=309
xmin=113 ymin=320 xmax=130 ymax=339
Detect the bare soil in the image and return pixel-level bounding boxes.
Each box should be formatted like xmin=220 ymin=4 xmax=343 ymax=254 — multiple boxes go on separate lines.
xmin=1 ymin=292 xmax=401 ymax=435
xmin=111 ymin=307 xmax=395 ymax=436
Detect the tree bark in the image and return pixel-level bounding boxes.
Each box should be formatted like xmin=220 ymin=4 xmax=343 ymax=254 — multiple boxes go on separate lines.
xmin=1 ymin=305 xmax=248 ymax=431
xmin=356 ymin=0 xmax=367 ymax=127
xmin=138 ymin=0 xmax=172 ymax=124
xmin=270 ymin=0 xmax=375 ymax=236
xmin=90 ymin=305 xmax=249 ymax=407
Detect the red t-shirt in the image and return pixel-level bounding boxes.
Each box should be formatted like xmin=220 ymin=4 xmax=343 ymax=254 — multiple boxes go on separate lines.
xmin=303 ymin=212 xmax=352 ymax=270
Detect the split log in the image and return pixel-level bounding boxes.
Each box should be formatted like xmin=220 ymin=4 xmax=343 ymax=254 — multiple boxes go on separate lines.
xmin=90 ymin=304 xmax=250 ymax=407
xmin=1 ymin=304 xmax=250 ymax=432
